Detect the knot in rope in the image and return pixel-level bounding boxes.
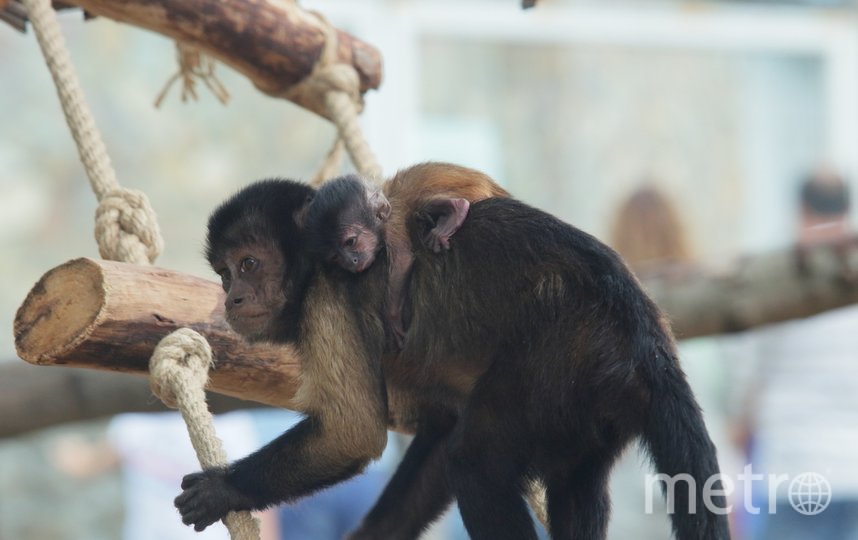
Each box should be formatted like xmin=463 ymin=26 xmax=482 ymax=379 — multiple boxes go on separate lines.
xmin=149 ymin=329 xmax=261 ymax=539
xmin=95 ymin=188 xmax=164 ymax=265
xmin=149 ymin=328 xmax=213 ymax=409
xmin=302 ymin=62 xmax=364 ymax=112
xmin=296 ymin=12 xmax=382 ymax=185
xmin=23 ymin=1 xmax=255 ymax=535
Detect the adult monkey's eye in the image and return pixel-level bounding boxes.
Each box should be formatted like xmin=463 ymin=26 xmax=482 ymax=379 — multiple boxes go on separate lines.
xmin=344 ymin=237 xmax=357 ymax=248
xmin=240 ymin=257 xmax=258 ymax=273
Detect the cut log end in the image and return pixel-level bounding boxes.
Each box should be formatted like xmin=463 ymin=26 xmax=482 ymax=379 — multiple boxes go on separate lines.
xmin=15 ymin=258 xmax=105 ymax=365
xmin=14 ymin=258 xmax=303 ymax=409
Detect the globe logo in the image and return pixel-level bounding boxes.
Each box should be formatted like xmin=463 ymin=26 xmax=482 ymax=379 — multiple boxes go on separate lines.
xmin=788 ymin=472 xmax=832 ymax=516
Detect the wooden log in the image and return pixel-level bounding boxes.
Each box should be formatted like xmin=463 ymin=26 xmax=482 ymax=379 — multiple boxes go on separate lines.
xmin=0 ymin=362 xmax=262 ymax=438
xmin=14 ymin=258 xmax=302 ymax=409
xmin=642 ymin=236 xmax=858 ymax=339
xmin=16 ymin=236 xmax=858 ymax=425
xmin=16 ymin=0 xmax=383 ymax=119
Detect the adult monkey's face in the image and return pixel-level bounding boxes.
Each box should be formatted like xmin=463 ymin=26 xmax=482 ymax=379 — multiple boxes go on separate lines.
xmin=205 ymin=179 xmax=316 ymax=342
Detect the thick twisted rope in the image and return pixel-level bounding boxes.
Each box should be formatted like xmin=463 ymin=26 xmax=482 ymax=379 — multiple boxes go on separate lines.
xmin=150 ymin=329 xmax=261 ymax=540
xmin=309 ymin=138 xmax=345 ymax=186
xmin=21 ymin=4 xmax=255 ymax=538
xmin=20 ymin=0 xmax=163 ymax=265
xmin=296 ymin=13 xmax=382 ymax=186
xmin=94 ymin=188 xmax=164 ymax=265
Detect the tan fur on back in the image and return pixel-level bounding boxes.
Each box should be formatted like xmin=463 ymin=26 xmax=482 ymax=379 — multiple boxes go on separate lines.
xmin=293 ymin=274 xmax=387 ymax=460
xmin=382 ymin=162 xmax=509 ymax=255
xmin=289 ymin=164 xmax=508 ymax=463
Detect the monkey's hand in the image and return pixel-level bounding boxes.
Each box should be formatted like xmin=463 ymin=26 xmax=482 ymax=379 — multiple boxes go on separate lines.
xmin=424 ymin=228 xmax=451 ymax=253
xmin=419 ymin=198 xmax=470 ymax=253
xmin=174 ymin=468 xmax=255 ymax=532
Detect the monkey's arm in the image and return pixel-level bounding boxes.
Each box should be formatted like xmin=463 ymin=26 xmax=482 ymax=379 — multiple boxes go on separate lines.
xmin=175 ymin=415 xmax=382 ymax=531
xmin=421 ymin=198 xmax=471 ymax=253
xmin=176 ymin=276 xmax=388 ymax=531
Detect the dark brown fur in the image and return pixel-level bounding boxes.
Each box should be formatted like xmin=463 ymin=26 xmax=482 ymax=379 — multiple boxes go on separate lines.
xmin=179 ymin=165 xmax=728 ymax=540
xmin=176 ymin=165 xmax=511 ymax=533
xmin=382 ymin=163 xmax=509 ymax=342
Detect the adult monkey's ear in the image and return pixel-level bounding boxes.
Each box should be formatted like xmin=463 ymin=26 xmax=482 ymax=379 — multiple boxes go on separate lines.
xmin=292 ymin=194 xmax=314 ymax=229
xmin=369 ymin=190 xmax=391 ymax=222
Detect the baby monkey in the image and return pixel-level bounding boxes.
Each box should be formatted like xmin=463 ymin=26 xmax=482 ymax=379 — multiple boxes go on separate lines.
xmin=302 ymin=177 xmax=392 ymax=273
xmin=302 ymin=175 xmax=471 ymax=340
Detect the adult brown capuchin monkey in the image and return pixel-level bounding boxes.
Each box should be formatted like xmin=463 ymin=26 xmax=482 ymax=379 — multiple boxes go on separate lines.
xmin=179 ymin=164 xmax=729 ymax=540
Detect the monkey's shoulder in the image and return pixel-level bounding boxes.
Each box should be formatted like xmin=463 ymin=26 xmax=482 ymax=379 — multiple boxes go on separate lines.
xmin=454 ymin=198 xmax=625 ymax=269
xmin=305 ymin=252 xmax=389 ymax=317
xmin=297 ymin=262 xmax=387 ymax=351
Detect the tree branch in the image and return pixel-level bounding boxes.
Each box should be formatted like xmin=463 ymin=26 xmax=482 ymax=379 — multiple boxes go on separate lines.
xmin=12 ymin=237 xmax=858 ymax=437
xmin=3 ymin=0 xmax=383 ymax=119
xmin=14 ymin=258 xmax=302 ymax=409
xmin=0 ymin=362 xmax=259 ymax=438
xmin=642 ymin=236 xmax=858 ymax=339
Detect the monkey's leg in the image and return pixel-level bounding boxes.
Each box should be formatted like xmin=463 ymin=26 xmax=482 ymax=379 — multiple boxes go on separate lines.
xmin=447 ymin=366 xmax=538 ymax=540
xmin=386 ymin=248 xmax=413 ymax=346
xmin=175 ymin=414 xmax=386 ymax=532
xmin=545 ymin=454 xmax=614 ymax=540
xmin=421 ymin=198 xmax=470 ymax=253
xmin=349 ymin=420 xmax=456 ymax=540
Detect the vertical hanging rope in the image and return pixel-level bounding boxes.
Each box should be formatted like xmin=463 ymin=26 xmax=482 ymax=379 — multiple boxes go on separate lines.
xmin=21 ymin=4 xmax=256 ymax=537
xmin=294 ymin=13 xmax=383 ymax=186
xmin=309 ymin=138 xmax=345 ymax=186
xmin=149 ymin=329 xmax=261 ymax=540
xmin=19 ymin=0 xmax=117 ymax=200
xmin=20 ymin=0 xmax=163 ymax=265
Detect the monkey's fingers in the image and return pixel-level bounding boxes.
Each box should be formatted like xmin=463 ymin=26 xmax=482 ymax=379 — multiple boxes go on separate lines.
xmin=174 ymin=488 xmax=199 ymax=508
xmin=178 ymin=497 xmax=221 ymax=531
xmin=425 ymin=231 xmax=444 ymax=253
xmin=195 ymin=521 xmax=214 ymax=532
xmin=435 ymin=235 xmax=452 ymax=252
xmin=180 ymin=506 xmax=206 ymax=526
xmin=193 ymin=511 xmax=220 ymax=532
xmin=180 ymin=471 xmax=206 ymax=489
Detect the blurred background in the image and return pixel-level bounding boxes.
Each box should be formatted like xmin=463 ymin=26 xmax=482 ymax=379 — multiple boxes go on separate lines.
xmin=2 ymin=0 xmax=858 ymax=538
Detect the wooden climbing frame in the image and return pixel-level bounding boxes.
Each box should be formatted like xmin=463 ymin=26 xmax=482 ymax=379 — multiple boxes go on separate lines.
xmin=15 ymin=258 xmax=304 ymax=409
xmin=2 ymin=0 xmax=383 ymax=120
xmin=9 ymin=0 xmax=384 ymax=411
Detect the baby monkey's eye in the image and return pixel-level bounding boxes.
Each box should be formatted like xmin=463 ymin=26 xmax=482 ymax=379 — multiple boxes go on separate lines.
xmin=240 ymin=257 xmax=258 ymax=273
xmin=344 ymin=237 xmax=357 ymax=248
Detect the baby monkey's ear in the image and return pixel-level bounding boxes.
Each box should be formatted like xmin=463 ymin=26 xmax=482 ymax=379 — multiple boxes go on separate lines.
xmin=292 ymin=194 xmax=314 ymax=229
xmin=369 ymin=190 xmax=391 ymax=222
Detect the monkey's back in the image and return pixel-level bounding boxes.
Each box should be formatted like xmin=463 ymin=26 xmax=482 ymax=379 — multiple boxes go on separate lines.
xmin=408 ymin=197 xmax=668 ymax=344
xmin=402 ymin=197 xmax=673 ymax=431
xmin=383 ymin=162 xmax=510 ymax=206
xmin=382 ymin=163 xmax=509 ymax=254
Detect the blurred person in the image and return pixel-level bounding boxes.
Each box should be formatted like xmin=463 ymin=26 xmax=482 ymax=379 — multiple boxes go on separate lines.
xmin=607 ymin=185 xmax=733 ymax=539
xmin=610 ymin=185 xmax=694 ymax=273
xmin=729 ymin=169 xmax=858 ymax=540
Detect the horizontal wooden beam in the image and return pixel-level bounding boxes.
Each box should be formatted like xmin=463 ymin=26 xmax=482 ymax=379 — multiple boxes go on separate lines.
xmin=14 ymin=258 xmax=302 ymax=409
xmin=5 ymin=0 xmax=383 ymax=119
xmin=16 ymin=236 xmax=858 ymax=419
xmin=0 ymin=362 xmax=261 ymax=438
xmin=642 ymin=236 xmax=858 ymax=339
